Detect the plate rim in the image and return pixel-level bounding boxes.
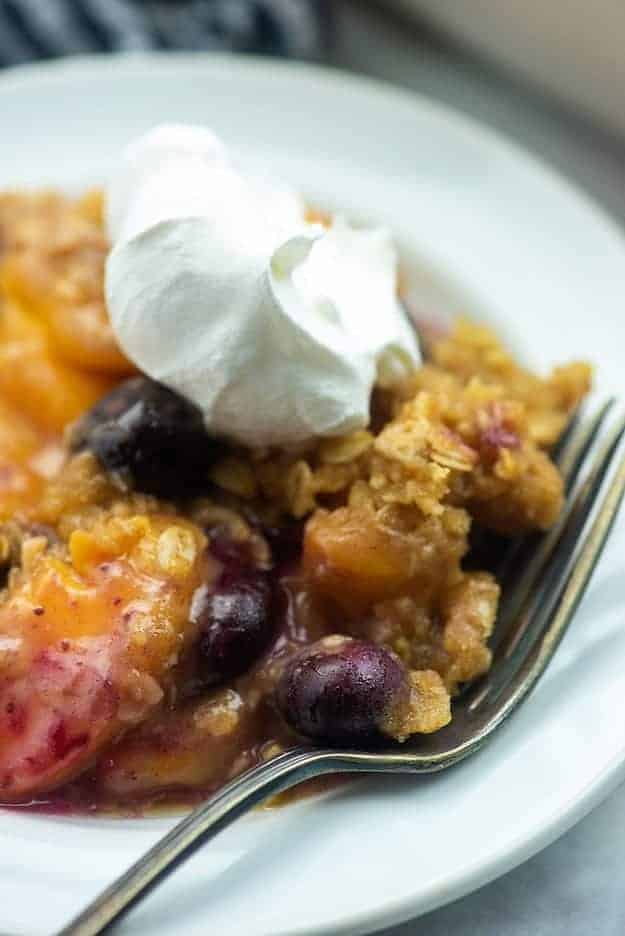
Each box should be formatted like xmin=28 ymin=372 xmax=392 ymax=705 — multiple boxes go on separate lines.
xmin=1 ymin=48 xmax=624 ymax=233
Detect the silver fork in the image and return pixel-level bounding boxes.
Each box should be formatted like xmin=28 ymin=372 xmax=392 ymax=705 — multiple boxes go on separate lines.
xmin=59 ymin=401 xmax=625 ymax=936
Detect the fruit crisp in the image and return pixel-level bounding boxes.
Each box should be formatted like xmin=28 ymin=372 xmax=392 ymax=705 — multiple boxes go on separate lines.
xmin=0 ymin=191 xmax=591 ymax=810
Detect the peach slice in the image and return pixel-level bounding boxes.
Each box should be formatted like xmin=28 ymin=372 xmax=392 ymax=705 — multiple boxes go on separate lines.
xmin=0 ymin=514 xmax=210 ymax=801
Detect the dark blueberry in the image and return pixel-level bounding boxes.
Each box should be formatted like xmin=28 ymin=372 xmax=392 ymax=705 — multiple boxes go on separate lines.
xmin=276 ymin=637 xmax=407 ymax=745
xmin=0 ymin=554 xmax=9 ymax=590
xmin=70 ymin=377 xmax=219 ymax=498
xmin=479 ymin=403 xmax=520 ymax=465
xmin=192 ymin=570 xmax=274 ymax=687
xmin=261 ymin=520 xmax=304 ymax=567
xmin=480 ymin=424 xmax=520 ymax=466
xmin=207 ymin=534 xmax=255 ymax=583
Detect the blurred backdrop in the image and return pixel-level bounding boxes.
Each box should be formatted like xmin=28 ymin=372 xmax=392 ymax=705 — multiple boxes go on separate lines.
xmin=0 ymin=0 xmax=327 ymax=64
xmin=1 ymin=0 xmax=623 ymax=223
xmin=385 ymin=0 xmax=625 ymax=138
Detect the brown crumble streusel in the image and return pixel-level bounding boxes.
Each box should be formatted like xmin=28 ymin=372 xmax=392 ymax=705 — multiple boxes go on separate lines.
xmin=0 ymin=190 xmax=591 ymax=810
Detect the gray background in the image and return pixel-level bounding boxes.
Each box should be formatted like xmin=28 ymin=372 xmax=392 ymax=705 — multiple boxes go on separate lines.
xmin=332 ymin=3 xmax=625 ymax=934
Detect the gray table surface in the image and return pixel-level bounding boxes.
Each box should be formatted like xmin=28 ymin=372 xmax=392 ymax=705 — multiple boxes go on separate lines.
xmin=331 ymin=4 xmax=625 ymax=934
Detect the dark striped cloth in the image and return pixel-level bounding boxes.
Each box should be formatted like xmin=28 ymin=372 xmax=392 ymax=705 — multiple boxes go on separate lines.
xmin=0 ymin=0 xmax=325 ymax=65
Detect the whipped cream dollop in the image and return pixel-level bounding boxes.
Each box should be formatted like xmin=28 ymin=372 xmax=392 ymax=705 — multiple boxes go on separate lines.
xmin=105 ymin=124 xmax=420 ymax=448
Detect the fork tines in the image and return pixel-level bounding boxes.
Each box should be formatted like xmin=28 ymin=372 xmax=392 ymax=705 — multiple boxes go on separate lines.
xmin=465 ymin=400 xmax=625 ymax=718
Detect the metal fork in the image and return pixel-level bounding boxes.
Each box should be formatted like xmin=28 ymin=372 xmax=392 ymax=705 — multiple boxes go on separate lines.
xmin=59 ymin=401 xmax=625 ymax=936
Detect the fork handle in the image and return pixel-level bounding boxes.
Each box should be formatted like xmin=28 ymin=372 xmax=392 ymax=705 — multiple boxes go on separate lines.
xmin=57 ymin=747 xmax=344 ymax=936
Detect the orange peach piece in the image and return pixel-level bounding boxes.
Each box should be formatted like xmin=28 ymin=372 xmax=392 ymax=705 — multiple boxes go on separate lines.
xmin=304 ymin=507 xmax=420 ymax=612
xmin=95 ymin=689 xmax=259 ymax=800
xmin=0 ymin=302 xmax=114 ymax=433
xmin=0 ymin=397 xmax=49 ymax=520
xmin=0 ymin=514 xmax=210 ymax=801
xmin=45 ymin=299 xmax=135 ymax=377
xmin=1 ymin=217 xmax=133 ymax=377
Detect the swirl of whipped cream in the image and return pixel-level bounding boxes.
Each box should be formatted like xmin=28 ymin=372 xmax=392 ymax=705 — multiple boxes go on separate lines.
xmin=105 ymin=124 xmax=420 ymax=448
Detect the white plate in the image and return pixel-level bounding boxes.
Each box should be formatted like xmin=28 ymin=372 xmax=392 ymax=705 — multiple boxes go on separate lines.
xmin=1 ymin=54 xmax=625 ymax=936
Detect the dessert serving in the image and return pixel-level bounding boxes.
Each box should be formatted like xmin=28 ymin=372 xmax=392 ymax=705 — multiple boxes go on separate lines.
xmin=0 ymin=125 xmax=591 ymax=811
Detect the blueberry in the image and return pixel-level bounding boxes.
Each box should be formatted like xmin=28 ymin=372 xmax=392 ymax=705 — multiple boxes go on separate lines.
xmin=276 ymin=637 xmax=407 ymax=745
xmin=192 ymin=570 xmax=274 ymax=687
xmin=261 ymin=520 xmax=304 ymax=567
xmin=208 ymin=534 xmax=255 ymax=582
xmin=70 ymin=377 xmax=218 ymax=498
